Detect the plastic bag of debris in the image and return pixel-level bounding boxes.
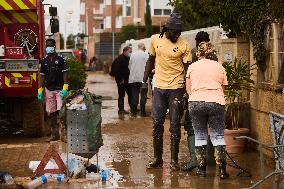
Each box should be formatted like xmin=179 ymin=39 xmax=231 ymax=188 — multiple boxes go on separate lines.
xmin=66 ymin=94 xmax=87 ymax=110
xmin=29 ymin=153 xmax=92 ymax=179
xmin=60 ymin=90 xmax=103 ymax=153
xmin=61 ymin=153 xmax=90 ymax=179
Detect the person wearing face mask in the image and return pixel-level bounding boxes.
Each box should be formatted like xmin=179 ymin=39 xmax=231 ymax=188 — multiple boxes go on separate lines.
xmin=38 ymin=38 xmax=69 ymax=141
xmin=110 ymin=46 xmax=133 ymax=114
xmin=143 ymin=9 xmax=192 ymax=171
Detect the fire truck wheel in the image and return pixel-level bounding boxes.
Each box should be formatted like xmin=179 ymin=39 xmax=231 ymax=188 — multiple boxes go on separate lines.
xmin=23 ymin=99 xmax=44 ymax=137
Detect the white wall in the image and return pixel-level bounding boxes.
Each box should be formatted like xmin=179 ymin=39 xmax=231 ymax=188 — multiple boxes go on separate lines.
xmin=105 ymin=16 xmax=111 ymax=28
xmin=152 ymin=0 xmax=171 ymax=9
xmin=116 ymin=16 xmax=122 ymax=28
xmin=116 ymin=0 xmax=123 ymax=5
xmin=80 ymin=21 xmax=85 ymax=33
xmin=99 ymin=3 xmax=105 ymax=13
xmin=150 ymin=0 xmax=172 ymax=15
xmin=121 ymin=26 xmax=225 ymax=57
xmin=80 ymin=2 xmax=85 ymax=15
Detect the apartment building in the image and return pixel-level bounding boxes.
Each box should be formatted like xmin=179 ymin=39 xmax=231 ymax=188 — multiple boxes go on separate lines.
xmin=80 ymin=0 xmax=172 ymax=34
xmin=79 ymin=0 xmax=172 ymax=66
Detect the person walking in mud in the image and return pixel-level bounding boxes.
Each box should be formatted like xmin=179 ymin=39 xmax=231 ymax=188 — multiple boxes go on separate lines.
xmin=110 ymin=46 xmax=133 ymax=114
xmin=38 ymin=39 xmax=69 ymax=141
xmin=181 ymin=31 xmax=210 ymax=171
xmin=142 ymin=9 xmax=192 ymax=171
xmin=128 ymin=43 xmax=149 ymax=117
xmin=186 ymin=42 xmax=229 ymax=179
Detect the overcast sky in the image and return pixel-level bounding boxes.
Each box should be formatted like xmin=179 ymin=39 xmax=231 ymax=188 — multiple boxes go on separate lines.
xmin=44 ymin=0 xmax=80 ymax=39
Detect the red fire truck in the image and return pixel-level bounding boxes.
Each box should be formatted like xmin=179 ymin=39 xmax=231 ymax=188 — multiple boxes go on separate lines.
xmin=0 ymin=0 xmax=59 ymax=136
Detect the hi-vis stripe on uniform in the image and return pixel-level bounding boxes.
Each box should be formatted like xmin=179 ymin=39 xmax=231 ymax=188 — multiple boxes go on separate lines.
xmin=0 ymin=0 xmax=37 ymax=24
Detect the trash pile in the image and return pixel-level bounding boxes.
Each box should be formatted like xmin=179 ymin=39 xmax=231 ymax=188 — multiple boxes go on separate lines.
xmin=27 ymin=152 xmax=123 ymax=188
xmin=66 ymin=94 xmax=87 ymax=110
xmin=60 ymin=90 xmax=103 ymax=153
xmin=27 ymin=173 xmax=64 ymax=189
xmin=0 ymin=172 xmax=14 ymax=185
xmin=0 ymin=90 xmax=116 ymax=188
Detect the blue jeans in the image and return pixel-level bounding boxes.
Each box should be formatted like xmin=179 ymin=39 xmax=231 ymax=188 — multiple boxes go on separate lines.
xmin=189 ymin=101 xmax=226 ymax=147
xmin=152 ymin=88 xmax=184 ymax=140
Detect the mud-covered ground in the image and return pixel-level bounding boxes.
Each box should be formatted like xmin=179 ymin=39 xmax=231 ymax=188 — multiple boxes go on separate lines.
xmin=0 ymin=72 xmax=282 ymax=189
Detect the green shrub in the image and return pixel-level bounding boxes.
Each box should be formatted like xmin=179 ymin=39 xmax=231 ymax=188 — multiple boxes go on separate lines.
xmin=120 ymin=24 xmax=138 ymax=41
xmin=67 ymin=58 xmax=87 ymax=90
xmin=223 ymin=58 xmax=255 ymax=129
xmin=223 ymin=58 xmax=255 ymax=103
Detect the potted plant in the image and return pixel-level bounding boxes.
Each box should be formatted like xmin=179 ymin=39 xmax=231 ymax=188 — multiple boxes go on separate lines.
xmin=223 ymin=58 xmax=255 ymax=153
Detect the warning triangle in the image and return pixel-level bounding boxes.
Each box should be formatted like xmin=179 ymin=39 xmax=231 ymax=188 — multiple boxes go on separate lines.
xmin=35 ymin=144 xmax=67 ymax=176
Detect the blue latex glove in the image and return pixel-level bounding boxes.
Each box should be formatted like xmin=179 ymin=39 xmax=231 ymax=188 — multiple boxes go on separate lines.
xmin=60 ymin=89 xmax=68 ymax=100
xmin=38 ymin=92 xmax=43 ymax=101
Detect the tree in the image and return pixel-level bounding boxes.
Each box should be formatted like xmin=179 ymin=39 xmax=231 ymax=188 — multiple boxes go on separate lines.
xmin=59 ymin=33 xmax=64 ymax=49
xmin=66 ymin=34 xmax=75 ymax=49
xmin=144 ymin=0 xmax=152 ymax=37
xmin=75 ymin=33 xmax=87 ymax=49
xmin=67 ymin=57 xmax=87 ymax=90
xmin=169 ymin=0 xmax=284 ymax=72
xmin=200 ymin=0 xmax=284 ymax=72
xmin=120 ymin=24 xmax=137 ymax=41
xmin=168 ymin=0 xmax=217 ymax=30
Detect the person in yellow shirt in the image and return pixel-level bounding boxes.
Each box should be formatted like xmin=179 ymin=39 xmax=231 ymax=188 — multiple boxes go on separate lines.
xmin=142 ymin=9 xmax=192 ymax=171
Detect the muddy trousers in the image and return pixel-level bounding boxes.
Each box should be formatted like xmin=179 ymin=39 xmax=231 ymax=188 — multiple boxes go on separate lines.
xmin=189 ymin=101 xmax=228 ymax=178
xmin=50 ymin=112 xmax=57 ymax=129
xmin=152 ymin=88 xmax=184 ymax=140
xmin=150 ymin=88 xmax=184 ymax=169
xmin=116 ymin=82 xmax=132 ymax=111
xmin=49 ymin=112 xmax=59 ymax=140
xmin=181 ymin=110 xmax=197 ymax=171
xmin=189 ymin=101 xmax=226 ymax=147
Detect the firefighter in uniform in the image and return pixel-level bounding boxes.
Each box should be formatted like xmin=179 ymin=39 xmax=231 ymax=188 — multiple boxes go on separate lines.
xmin=38 ymin=39 xmax=69 ymax=141
xmin=142 ymin=9 xmax=192 ymax=171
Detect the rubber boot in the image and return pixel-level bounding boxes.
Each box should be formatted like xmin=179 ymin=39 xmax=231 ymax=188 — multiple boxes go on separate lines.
xmin=215 ymin=145 xmax=229 ymax=179
xmin=181 ymin=135 xmax=197 ymax=171
xmin=49 ymin=112 xmax=59 ymax=141
xmin=147 ymin=138 xmax=163 ymax=169
xmin=195 ymin=145 xmax=207 ymax=177
xmin=131 ymin=105 xmax=137 ymax=117
xmin=170 ymin=139 xmax=180 ymax=171
xmin=140 ymin=105 xmax=146 ymax=117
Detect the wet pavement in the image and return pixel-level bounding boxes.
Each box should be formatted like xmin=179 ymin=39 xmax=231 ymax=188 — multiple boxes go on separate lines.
xmin=0 ymin=72 xmax=283 ymax=189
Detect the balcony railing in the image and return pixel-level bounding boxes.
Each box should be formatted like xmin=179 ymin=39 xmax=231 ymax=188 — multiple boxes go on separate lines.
xmin=94 ymin=16 xmax=104 ymax=20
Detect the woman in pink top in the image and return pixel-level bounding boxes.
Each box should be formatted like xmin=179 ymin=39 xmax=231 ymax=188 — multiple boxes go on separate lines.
xmin=186 ymin=42 xmax=229 ymax=179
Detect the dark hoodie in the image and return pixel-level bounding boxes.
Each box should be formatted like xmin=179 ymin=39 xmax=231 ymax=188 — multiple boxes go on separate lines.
xmin=111 ymin=54 xmax=130 ymax=84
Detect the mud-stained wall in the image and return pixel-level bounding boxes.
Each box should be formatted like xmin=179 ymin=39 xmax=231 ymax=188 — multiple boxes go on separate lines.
xmin=250 ymin=86 xmax=284 ymax=157
xmin=249 ymin=23 xmax=284 ymax=157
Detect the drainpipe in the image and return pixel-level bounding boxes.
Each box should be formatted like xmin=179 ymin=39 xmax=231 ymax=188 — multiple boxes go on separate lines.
xmin=272 ymin=23 xmax=279 ymax=81
xmin=134 ymin=0 xmax=138 ymax=20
